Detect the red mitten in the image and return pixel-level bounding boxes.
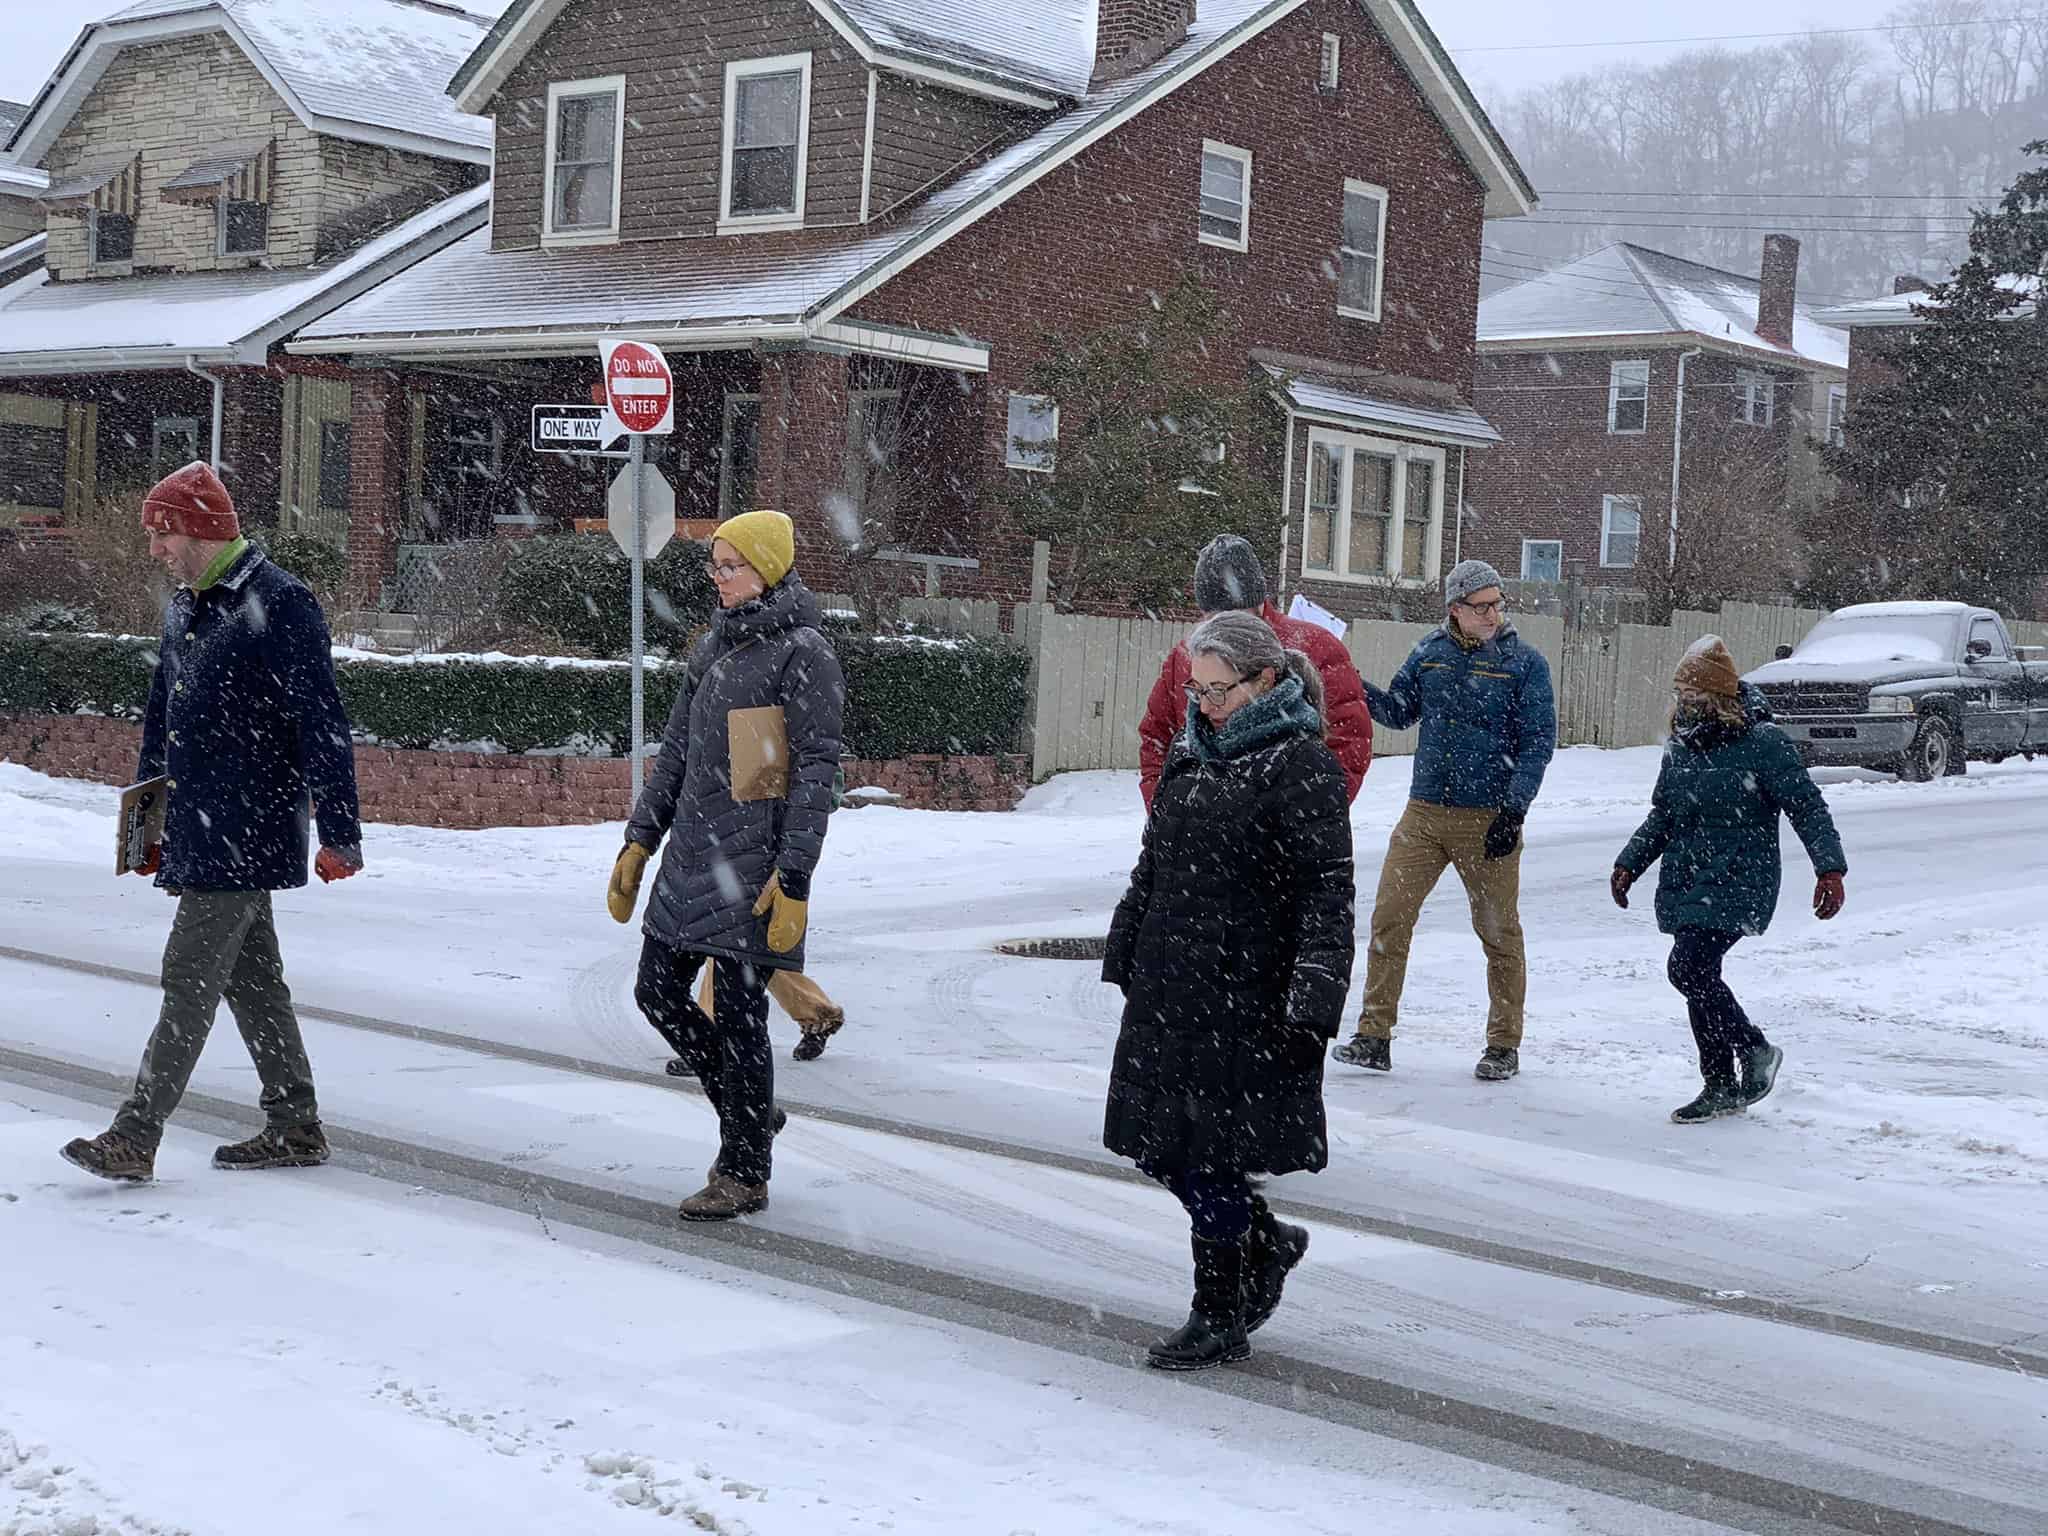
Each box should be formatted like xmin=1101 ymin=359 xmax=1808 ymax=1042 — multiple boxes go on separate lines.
xmin=315 ymin=846 xmax=363 ymax=884
xmin=1813 ymin=871 xmax=1845 ymax=920
xmin=134 ymin=844 xmax=161 ymax=877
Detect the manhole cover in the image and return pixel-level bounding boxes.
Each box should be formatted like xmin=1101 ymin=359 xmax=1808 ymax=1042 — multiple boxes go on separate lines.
xmin=993 ymin=936 xmax=1106 ymax=961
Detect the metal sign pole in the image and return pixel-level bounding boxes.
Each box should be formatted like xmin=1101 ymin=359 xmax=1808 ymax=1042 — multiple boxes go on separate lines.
xmin=628 ymin=431 xmax=646 ymax=813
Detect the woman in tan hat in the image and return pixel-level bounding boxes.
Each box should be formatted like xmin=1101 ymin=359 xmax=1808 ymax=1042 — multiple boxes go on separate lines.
xmin=1612 ymin=636 xmax=1847 ymax=1123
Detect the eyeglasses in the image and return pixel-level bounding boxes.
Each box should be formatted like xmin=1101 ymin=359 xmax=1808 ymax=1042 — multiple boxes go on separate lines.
xmin=1184 ymin=676 xmax=1252 ymax=705
xmin=704 ymin=560 xmax=751 ymax=580
xmin=1456 ymin=598 xmax=1506 ymax=617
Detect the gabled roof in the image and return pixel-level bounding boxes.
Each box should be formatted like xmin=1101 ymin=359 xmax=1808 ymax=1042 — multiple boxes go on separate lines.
xmin=300 ymin=0 xmax=1534 ymax=359
xmin=0 ymin=100 xmax=29 ymax=141
xmin=1478 ymin=243 xmax=1847 ymax=371
xmin=0 ymin=185 xmax=488 ymax=375
xmin=1814 ymin=276 xmax=2040 ymax=329
xmin=6 ymin=0 xmax=496 ymax=170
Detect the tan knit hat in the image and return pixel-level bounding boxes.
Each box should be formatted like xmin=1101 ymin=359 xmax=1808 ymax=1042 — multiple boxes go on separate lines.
xmin=1675 ymin=635 xmax=1742 ymax=699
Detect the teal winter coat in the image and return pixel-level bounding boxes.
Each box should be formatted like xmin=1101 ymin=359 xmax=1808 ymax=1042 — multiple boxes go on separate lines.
xmin=1616 ymin=687 xmax=1847 ymax=936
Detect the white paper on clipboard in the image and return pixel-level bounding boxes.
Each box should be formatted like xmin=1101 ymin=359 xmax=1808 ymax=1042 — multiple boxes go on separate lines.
xmin=1286 ymin=593 xmax=1347 ymax=641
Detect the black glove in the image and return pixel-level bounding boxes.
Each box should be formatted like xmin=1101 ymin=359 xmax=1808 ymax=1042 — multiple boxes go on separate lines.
xmin=1483 ymin=809 xmax=1525 ymax=861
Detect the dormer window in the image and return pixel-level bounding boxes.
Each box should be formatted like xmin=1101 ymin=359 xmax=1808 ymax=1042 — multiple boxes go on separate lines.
xmin=721 ymin=53 xmax=811 ymax=231
xmin=42 ymin=153 xmax=139 ymax=270
xmin=162 ymin=141 xmax=274 ymax=259
xmin=90 ymin=208 xmax=135 ymax=266
xmin=544 ymin=76 xmax=625 ymax=243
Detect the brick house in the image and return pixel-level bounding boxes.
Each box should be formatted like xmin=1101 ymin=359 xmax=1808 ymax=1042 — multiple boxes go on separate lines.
xmin=291 ymin=0 xmax=1535 ymax=619
xmin=1464 ymin=236 xmax=1847 ymax=592
xmin=0 ymin=0 xmax=491 ymax=544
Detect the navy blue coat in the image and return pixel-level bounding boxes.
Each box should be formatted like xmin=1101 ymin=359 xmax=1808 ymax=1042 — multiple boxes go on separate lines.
xmin=1365 ymin=624 xmax=1557 ymax=814
xmin=1617 ymin=686 xmax=1847 ymax=937
xmin=137 ymin=545 xmax=361 ymax=892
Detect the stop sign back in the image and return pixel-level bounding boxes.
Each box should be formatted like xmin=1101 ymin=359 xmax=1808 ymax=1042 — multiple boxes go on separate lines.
xmin=600 ymin=338 xmax=674 ymax=436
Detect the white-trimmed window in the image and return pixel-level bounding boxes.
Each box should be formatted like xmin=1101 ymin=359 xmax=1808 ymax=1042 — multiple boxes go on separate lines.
xmin=1826 ymin=383 xmax=1847 ymax=446
xmin=1601 ymin=494 xmax=1642 ymax=568
xmin=1522 ymin=539 xmax=1563 ymax=583
xmin=1300 ymin=428 xmax=1444 ymax=583
xmin=1318 ymin=33 xmax=1341 ymax=92
xmin=1198 ymin=141 xmax=1251 ymax=251
xmin=1607 ymin=360 xmax=1649 ymax=434
xmin=1337 ymin=180 xmax=1388 ymax=321
xmin=1005 ymin=393 xmax=1057 ymax=472
xmin=544 ymin=76 xmax=625 ymax=242
xmin=720 ymin=392 xmax=762 ymax=517
xmin=218 ymin=197 xmax=268 ymax=257
xmin=151 ymin=417 xmax=201 ymax=477
xmin=1737 ymin=369 xmax=1775 ymax=427
xmin=721 ymin=53 xmax=811 ymax=230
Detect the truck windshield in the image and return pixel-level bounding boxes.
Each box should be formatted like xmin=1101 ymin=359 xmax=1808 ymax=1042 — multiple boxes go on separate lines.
xmin=1793 ymin=613 xmax=1958 ymax=665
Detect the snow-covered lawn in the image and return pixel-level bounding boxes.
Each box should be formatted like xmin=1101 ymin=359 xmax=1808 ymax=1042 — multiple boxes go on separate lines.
xmin=4 ymin=747 xmax=2046 ymax=1532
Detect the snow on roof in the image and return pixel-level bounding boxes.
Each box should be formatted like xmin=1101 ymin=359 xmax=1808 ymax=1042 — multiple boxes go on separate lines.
xmin=0 ymin=184 xmax=488 ymax=373
xmin=310 ymin=0 xmax=1530 ymax=350
xmin=0 ymin=160 xmax=48 ymax=194
xmin=1478 ymin=242 xmax=1849 ymax=371
xmin=10 ymin=0 xmax=494 ymax=167
xmin=1813 ymin=275 xmax=2040 ymax=329
xmin=0 ymin=100 xmax=28 ymax=140
xmin=1275 ymin=370 xmax=1502 ymax=448
xmin=839 ymin=0 xmax=1096 ymax=98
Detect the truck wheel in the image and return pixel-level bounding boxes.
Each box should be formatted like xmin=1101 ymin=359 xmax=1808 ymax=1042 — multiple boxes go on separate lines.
xmin=1901 ymin=714 xmax=1956 ymax=782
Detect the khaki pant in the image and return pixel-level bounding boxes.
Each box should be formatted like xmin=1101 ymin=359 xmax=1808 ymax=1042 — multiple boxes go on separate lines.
xmin=1356 ymin=801 xmax=1526 ymax=1050
xmin=697 ymin=965 xmax=844 ymax=1035
xmin=111 ymin=890 xmax=319 ymax=1150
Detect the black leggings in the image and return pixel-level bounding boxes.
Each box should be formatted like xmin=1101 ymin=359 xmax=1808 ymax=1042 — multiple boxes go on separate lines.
xmin=635 ymin=939 xmax=775 ymax=1184
xmin=1141 ymin=1162 xmax=1256 ymax=1242
xmin=1667 ymin=928 xmax=1768 ymax=1084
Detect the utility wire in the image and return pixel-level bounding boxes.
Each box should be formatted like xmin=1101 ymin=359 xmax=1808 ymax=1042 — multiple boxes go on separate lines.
xmin=1448 ymin=13 xmax=2048 ymax=54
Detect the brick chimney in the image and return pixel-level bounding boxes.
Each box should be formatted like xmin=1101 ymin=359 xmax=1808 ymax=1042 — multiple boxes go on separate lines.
xmin=1756 ymin=233 xmax=1800 ymax=348
xmin=1093 ymin=0 xmax=1195 ymax=84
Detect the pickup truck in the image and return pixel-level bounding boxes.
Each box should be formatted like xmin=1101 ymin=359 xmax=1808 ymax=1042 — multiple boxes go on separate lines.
xmin=1744 ymin=601 xmax=2048 ymax=780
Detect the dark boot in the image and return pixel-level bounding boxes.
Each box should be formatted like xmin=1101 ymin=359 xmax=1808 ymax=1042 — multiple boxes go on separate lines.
xmin=1147 ymin=1236 xmax=1251 ymax=1371
xmin=1670 ymin=1081 xmax=1745 ymax=1124
xmin=1243 ymin=1198 xmax=1309 ymax=1334
xmin=213 ymin=1123 xmax=329 ymax=1170
xmin=792 ymin=1003 xmax=846 ymax=1062
xmin=1332 ymin=1034 xmax=1391 ymax=1070
xmin=1475 ymin=1046 xmax=1519 ymax=1081
xmin=61 ymin=1130 xmax=154 ymax=1183
xmin=677 ymin=1171 xmax=768 ymax=1222
xmin=1737 ymin=1042 xmax=1783 ymax=1105
xmin=707 ymin=1104 xmax=787 ymax=1184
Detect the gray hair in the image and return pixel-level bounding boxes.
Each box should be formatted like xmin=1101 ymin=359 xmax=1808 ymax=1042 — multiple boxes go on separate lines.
xmin=1186 ymin=611 xmax=1325 ymax=722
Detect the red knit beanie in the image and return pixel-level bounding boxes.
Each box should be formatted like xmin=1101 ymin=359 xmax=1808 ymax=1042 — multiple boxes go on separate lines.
xmin=140 ymin=461 xmax=239 ymax=542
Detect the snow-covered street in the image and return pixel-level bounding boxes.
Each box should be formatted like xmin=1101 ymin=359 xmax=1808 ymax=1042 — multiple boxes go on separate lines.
xmin=4 ymin=749 xmax=2047 ymax=1534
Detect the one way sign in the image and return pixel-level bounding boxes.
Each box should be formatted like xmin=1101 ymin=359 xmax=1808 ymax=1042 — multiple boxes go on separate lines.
xmin=531 ymin=404 xmax=623 ymax=455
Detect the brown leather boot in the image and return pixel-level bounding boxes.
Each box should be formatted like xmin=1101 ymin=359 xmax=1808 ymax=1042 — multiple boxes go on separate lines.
xmin=677 ymin=1171 xmax=768 ymax=1222
xmin=61 ymin=1130 xmax=155 ymax=1183
xmin=213 ymin=1124 xmax=329 ymax=1170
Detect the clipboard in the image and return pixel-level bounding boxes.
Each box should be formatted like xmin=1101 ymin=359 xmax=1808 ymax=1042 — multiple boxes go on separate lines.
xmin=116 ymin=776 xmax=168 ymax=875
xmin=727 ymin=706 xmax=790 ymax=801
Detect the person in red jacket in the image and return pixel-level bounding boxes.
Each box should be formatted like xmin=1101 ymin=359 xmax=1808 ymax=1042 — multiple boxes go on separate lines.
xmin=1139 ymin=536 xmax=1371 ymax=812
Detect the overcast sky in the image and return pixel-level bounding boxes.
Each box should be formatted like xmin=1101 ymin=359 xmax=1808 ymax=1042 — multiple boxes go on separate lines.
xmin=0 ymin=1 xmax=1896 ymax=127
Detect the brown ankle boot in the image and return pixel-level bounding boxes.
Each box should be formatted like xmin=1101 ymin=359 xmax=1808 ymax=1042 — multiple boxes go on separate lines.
xmin=213 ymin=1124 xmax=329 ymax=1170
xmin=61 ymin=1130 xmax=155 ymax=1183
xmin=677 ymin=1171 xmax=768 ymax=1222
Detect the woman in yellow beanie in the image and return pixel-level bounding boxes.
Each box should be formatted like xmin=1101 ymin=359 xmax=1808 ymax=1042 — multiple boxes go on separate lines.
xmin=604 ymin=510 xmax=846 ymax=1220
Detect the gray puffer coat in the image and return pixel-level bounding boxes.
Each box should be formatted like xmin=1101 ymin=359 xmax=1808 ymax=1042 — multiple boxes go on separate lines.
xmin=626 ymin=578 xmax=845 ymax=970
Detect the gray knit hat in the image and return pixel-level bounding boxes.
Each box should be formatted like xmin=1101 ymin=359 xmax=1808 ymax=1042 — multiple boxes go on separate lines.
xmin=1443 ymin=558 xmax=1504 ymax=607
xmin=1192 ymin=534 xmax=1268 ymax=614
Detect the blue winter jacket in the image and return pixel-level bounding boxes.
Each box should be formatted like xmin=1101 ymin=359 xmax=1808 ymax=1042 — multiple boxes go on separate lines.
xmin=1365 ymin=624 xmax=1557 ymax=814
xmin=137 ymin=545 xmax=362 ymax=892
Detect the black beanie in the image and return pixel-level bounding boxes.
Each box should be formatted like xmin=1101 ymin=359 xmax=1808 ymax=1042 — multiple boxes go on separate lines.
xmin=1192 ymin=534 xmax=1268 ymax=614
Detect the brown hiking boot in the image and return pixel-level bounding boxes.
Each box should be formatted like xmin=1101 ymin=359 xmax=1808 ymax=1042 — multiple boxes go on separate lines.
xmin=792 ymin=1005 xmax=846 ymax=1062
xmin=677 ymin=1171 xmax=768 ymax=1222
xmin=213 ymin=1123 xmax=329 ymax=1171
xmin=61 ymin=1130 xmax=154 ymax=1183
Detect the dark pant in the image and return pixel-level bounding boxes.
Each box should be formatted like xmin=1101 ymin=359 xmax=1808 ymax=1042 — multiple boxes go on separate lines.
xmin=1143 ymin=1163 xmax=1256 ymax=1243
xmin=1667 ymin=928 xmax=1768 ymax=1086
xmin=635 ymin=939 xmax=775 ymax=1185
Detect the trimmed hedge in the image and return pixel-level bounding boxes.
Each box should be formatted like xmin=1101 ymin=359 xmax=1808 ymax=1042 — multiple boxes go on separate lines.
xmin=497 ymin=536 xmax=720 ymax=656
xmin=0 ymin=627 xmax=1031 ymax=760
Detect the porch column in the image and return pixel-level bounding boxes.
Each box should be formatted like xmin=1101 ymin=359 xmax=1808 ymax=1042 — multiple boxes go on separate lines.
xmin=757 ymin=348 xmax=851 ymax=594
xmin=345 ymin=368 xmax=407 ymax=608
xmin=216 ymin=367 xmax=283 ymax=531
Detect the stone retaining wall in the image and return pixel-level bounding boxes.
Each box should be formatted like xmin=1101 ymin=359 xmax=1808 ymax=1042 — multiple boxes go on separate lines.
xmin=0 ymin=714 xmax=1028 ymax=826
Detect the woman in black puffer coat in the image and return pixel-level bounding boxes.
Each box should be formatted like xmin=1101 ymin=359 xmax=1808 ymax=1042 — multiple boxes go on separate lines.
xmin=1104 ymin=610 xmax=1355 ymax=1371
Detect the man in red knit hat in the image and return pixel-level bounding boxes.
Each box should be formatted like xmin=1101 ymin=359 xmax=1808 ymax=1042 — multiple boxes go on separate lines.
xmin=61 ymin=462 xmax=365 ymax=1183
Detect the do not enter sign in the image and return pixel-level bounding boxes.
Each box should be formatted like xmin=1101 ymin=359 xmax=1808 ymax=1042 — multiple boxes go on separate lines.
xmin=600 ymin=338 xmax=674 ymax=436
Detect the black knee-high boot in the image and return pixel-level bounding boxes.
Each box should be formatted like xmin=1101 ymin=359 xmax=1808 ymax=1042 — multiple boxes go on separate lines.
xmin=1148 ymin=1235 xmax=1251 ymax=1371
xmin=1243 ymin=1194 xmax=1309 ymax=1334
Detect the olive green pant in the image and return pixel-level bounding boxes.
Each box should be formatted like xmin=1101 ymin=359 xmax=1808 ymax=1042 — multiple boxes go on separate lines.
xmin=1355 ymin=800 xmax=1527 ymax=1050
xmin=111 ymin=890 xmax=320 ymax=1150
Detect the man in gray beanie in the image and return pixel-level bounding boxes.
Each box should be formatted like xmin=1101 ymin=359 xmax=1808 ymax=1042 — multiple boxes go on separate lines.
xmin=1137 ymin=536 xmax=1374 ymax=811
xmin=1333 ymin=559 xmax=1556 ymax=1081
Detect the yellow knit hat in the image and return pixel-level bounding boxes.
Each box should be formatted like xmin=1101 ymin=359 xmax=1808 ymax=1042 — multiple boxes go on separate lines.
xmin=712 ymin=510 xmax=796 ymax=587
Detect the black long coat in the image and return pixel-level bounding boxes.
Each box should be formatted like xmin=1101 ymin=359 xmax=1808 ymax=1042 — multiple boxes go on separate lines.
xmin=1102 ymin=723 xmax=1355 ymax=1177
xmin=626 ymin=578 xmax=845 ymax=970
